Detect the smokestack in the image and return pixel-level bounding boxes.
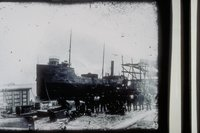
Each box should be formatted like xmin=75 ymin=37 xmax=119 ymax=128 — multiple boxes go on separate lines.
xmin=111 ymin=60 xmax=114 ymax=76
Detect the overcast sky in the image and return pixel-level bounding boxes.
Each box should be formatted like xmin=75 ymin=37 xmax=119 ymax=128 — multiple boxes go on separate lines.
xmin=0 ymin=2 xmax=157 ymax=86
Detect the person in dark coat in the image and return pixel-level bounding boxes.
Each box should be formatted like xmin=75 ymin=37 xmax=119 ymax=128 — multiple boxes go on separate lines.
xmin=85 ymin=93 xmax=90 ymax=110
xmin=89 ymin=94 xmax=95 ymax=113
xmin=133 ymin=94 xmax=138 ymax=111
xmin=94 ymin=96 xmax=100 ymax=113
xmin=79 ymin=102 xmax=86 ymax=114
xmin=75 ymin=97 xmax=80 ymax=111
xmin=126 ymin=95 xmax=132 ymax=112
xmin=100 ymin=94 xmax=106 ymax=113
xmin=138 ymin=92 xmax=144 ymax=110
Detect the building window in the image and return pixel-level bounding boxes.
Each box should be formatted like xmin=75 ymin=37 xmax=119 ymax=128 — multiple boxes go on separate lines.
xmin=14 ymin=91 xmax=19 ymax=95
xmin=7 ymin=95 xmax=12 ymax=99
xmin=14 ymin=95 xmax=20 ymax=99
xmin=23 ymin=91 xmax=27 ymax=94
xmin=23 ymin=99 xmax=27 ymax=102
xmin=22 ymin=95 xmax=27 ymax=98
xmin=15 ymin=103 xmax=20 ymax=106
xmin=14 ymin=99 xmax=19 ymax=102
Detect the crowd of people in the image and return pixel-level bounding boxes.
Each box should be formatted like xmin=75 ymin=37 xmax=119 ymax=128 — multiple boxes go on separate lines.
xmin=74 ymin=92 xmax=154 ymax=115
xmin=47 ymin=91 xmax=155 ymax=122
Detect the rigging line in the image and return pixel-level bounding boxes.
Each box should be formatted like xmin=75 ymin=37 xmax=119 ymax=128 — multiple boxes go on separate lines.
xmin=121 ymin=55 xmax=125 ymax=77
xmin=101 ymin=44 xmax=105 ymax=79
xmin=69 ymin=30 xmax=72 ymax=67
xmin=44 ymin=80 xmax=51 ymax=101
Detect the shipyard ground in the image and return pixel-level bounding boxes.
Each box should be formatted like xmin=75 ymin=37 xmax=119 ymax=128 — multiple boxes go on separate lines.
xmin=0 ymin=108 xmax=157 ymax=130
xmin=34 ymin=109 xmax=158 ymax=130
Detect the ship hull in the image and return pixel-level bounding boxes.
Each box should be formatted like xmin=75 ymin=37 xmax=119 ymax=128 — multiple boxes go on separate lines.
xmin=42 ymin=82 xmax=119 ymax=100
xmin=36 ymin=64 xmax=132 ymax=101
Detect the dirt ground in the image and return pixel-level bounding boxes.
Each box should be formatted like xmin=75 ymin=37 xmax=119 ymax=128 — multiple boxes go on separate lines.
xmin=34 ymin=109 xmax=157 ymax=130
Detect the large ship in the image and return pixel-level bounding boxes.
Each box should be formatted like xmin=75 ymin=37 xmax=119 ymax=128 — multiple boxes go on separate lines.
xmin=36 ymin=58 xmax=129 ymax=101
xmin=37 ymin=31 xmax=135 ymax=101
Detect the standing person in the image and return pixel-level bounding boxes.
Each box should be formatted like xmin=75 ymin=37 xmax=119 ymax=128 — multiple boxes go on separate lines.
xmin=100 ymin=93 xmax=106 ymax=113
xmin=79 ymin=102 xmax=86 ymax=114
xmin=90 ymin=94 xmax=95 ymax=113
xmin=146 ymin=94 xmax=152 ymax=110
xmin=94 ymin=96 xmax=100 ymax=113
xmin=127 ymin=95 xmax=132 ymax=111
xmin=133 ymin=94 xmax=138 ymax=111
xmin=26 ymin=116 xmax=35 ymax=130
xmin=85 ymin=95 xmax=88 ymax=110
xmin=138 ymin=92 xmax=144 ymax=110
xmin=75 ymin=97 xmax=80 ymax=111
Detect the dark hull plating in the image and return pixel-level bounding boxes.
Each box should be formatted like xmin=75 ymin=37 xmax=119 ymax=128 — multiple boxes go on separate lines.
xmin=37 ymin=64 xmax=131 ymax=100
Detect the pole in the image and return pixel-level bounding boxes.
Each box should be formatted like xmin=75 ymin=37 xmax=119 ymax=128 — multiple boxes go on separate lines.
xmin=69 ymin=30 xmax=72 ymax=67
xmin=102 ymin=44 xmax=105 ymax=78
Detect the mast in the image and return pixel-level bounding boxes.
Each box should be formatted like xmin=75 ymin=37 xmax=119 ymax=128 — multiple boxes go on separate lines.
xmin=69 ymin=30 xmax=72 ymax=67
xmin=122 ymin=55 xmax=124 ymax=76
xmin=102 ymin=44 xmax=105 ymax=78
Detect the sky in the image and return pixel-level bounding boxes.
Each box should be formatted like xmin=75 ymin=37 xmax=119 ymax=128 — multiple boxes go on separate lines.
xmin=0 ymin=2 xmax=158 ymax=88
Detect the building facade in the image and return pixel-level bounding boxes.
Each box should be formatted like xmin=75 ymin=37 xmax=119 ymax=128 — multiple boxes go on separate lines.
xmin=1 ymin=84 xmax=31 ymax=113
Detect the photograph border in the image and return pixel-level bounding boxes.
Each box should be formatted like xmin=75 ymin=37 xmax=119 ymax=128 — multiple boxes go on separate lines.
xmin=0 ymin=0 xmax=172 ymax=133
xmin=197 ymin=0 xmax=200 ymax=133
xmin=181 ymin=0 xmax=191 ymax=133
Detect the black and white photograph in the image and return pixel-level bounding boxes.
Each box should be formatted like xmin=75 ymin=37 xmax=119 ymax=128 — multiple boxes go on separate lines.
xmin=0 ymin=1 xmax=160 ymax=131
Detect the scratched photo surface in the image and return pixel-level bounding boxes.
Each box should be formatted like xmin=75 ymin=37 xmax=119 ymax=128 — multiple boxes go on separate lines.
xmin=0 ymin=2 xmax=158 ymax=130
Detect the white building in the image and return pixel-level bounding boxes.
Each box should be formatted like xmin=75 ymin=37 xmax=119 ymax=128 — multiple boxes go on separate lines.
xmin=0 ymin=84 xmax=32 ymax=113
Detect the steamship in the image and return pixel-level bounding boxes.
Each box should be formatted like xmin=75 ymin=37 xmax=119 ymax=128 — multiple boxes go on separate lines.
xmin=36 ymin=32 xmax=131 ymax=101
xmin=36 ymin=57 xmax=128 ymax=101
